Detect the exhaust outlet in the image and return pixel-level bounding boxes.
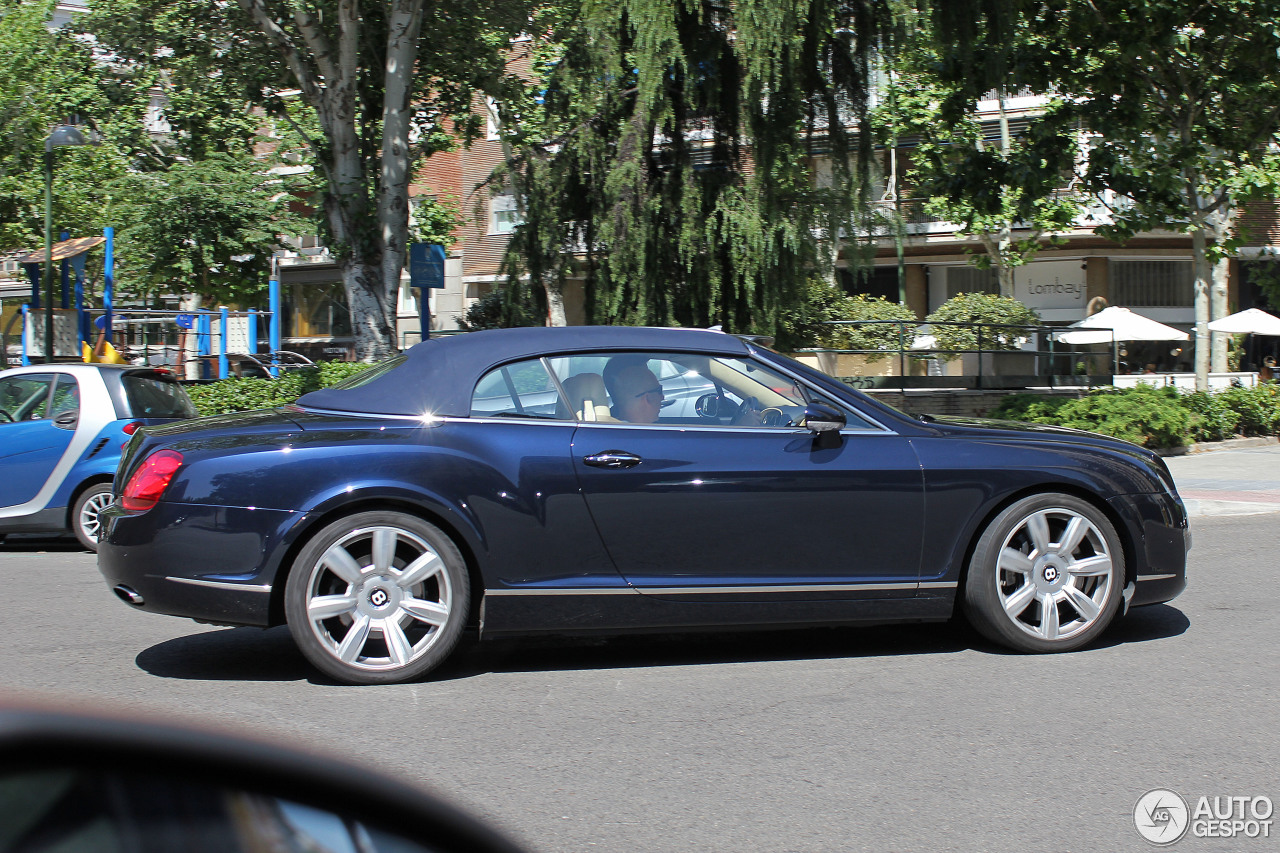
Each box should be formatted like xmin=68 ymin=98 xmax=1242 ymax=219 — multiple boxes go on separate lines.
xmin=113 ymin=585 xmax=145 ymax=606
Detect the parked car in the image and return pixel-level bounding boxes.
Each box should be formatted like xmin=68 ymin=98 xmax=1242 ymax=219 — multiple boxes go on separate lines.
xmin=0 ymin=363 xmax=198 ymax=550
xmin=97 ymin=327 xmax=1189 ymax=684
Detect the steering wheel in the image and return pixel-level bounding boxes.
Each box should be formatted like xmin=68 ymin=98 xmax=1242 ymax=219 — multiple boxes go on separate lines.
xmin=0 ymin=410 xmax=12 ymax=423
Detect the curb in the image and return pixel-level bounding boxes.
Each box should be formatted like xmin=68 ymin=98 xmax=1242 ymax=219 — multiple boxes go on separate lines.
xmin=1157 ymin=436 xmax=1279 ymax=457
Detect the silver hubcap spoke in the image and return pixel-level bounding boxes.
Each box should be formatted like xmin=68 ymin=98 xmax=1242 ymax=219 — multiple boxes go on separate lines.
xmin=995 ymin=506 xmax=1113 ymax=643
xmin=1038 ymin=592 xmax=1061 ymax=639
xmin=336 ymin=614 xmax=373 ymax=662
xmin=402 ymin=597 xmax=451 ymax=625
xmin=1002 ymin=582 xmax=1037 ymax=618
xmin=304 ymin=524 xmax=453 ymax=672
xmin=309 ymin=593 xmax=358 ymax=620
xmin=321 ymin=544 xmax=364 ymax=585
xmin=1063 ymin=584 xmax=1102 ymax=622
xmin=397 ymin=552 xmax=442 ymax=588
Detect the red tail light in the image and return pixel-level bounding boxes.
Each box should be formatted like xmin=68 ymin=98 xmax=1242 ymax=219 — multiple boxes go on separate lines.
xmin=120 ymin=450 xmax=184 ymax=512
xmin=122 ymin=421 xmax=142 ymax=436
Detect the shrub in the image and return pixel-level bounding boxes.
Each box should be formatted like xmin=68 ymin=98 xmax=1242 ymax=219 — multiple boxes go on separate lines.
xmin=1181 ymin=391 xmax=1241 ymax=443
xmin=989 ymin=386 xmax=1193 ymax=448
xmin=924 ymin=293 xmax=1040 ymax=360
xmin=825 ymin=295 xmax=919 ymax=360
xmin=1215 ymin=384 xmax=1280 ymax=436
xmin=988 ymin=393 xmax=1073 ymax=424
xmin=1051 ymin=386 xmax=1193 ymax=449
xmin=185 ymin=360 xmax=376 ymax=416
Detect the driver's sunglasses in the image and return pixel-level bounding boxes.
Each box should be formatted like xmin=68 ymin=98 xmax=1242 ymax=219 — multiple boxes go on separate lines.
xmin=635 ymin=386 xmax=664 ymax=401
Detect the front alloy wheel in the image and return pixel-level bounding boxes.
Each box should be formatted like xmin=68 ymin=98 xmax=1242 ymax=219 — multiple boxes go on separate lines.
xmin=285 ymin=512 xmax=469 ymax=685
xmin=964 ymin=493 xmax=1124 ymax=653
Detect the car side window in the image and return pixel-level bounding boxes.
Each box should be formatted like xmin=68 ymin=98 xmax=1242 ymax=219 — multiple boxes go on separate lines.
xmin=0 ymin=374 xmax=55 ymax=422
xmin=50 ymin=375 xmax=80 ymax=418
xmin=470 ymin=359 xmax=571 ymax=420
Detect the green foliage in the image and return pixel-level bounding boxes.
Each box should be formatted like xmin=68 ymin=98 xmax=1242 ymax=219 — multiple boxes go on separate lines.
xmin=456 ymin=288 xmax=541 ymax=332
xmin=824 ymin=295 xmax=918 ymax=358
xmin=502 ymin=0 xmax=889 ymax=340
xmin=992 ymin=384 xmax=1280 ymax=448
xmin=994 ymin=385 xmax=1193 ymax=449
xmin=184 ymin=361 xmax=374 ymax=416
xmin=875 ymin=17 xmax=1082 ymax=291
xmin=1180 ymin=391 xmax=1241 ymax=443
xmin=1215 ymin=385 xmax=1280 ymax=436
xmin=924 ymin=293 xmax=1040 ymax=359
xmin=111 ymin=153 xmax=305 ymax=303
xmin=409 ymin=194 xmax=465 ymax=251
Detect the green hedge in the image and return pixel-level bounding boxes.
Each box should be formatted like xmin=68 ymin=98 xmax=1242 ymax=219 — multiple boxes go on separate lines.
xmin=184 ymin=361 xmax=375 ymax=416
xmin=989 ymin=384 xmax=1280 ymax=449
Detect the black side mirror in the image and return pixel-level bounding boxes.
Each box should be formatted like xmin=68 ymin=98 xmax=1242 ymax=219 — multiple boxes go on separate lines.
xmin=803 ymin=404 xmax=846 ymax=449
xmin=0 ymin=706 xmax=527 ymax=853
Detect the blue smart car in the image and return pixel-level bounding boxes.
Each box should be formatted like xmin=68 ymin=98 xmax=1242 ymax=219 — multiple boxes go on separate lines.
xmin=0 ymin=363 xmax=197 ymax=550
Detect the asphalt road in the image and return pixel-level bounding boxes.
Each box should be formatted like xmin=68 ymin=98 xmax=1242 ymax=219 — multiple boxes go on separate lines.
xmin=1 ymin=514 xmax=1276 ymax=852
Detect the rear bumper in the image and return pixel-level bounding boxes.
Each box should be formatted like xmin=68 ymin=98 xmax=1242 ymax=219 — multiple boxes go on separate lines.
xmin=97 ymin=501 xmax=299 ymax=626
xmin=1109 ymin=492 xmax=1190 ymax=607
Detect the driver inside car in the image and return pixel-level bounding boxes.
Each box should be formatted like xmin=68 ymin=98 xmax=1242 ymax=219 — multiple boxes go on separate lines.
xmin=604 ymin=361 xmax=665 ymax=423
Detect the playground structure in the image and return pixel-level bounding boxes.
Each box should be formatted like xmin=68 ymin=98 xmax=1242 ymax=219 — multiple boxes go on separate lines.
xmin=2 ymin=228 xmax=301 ymax=379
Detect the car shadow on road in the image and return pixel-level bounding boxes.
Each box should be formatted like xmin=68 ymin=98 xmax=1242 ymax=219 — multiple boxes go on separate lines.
xmin=132 ymin=601 xmax=1187 ymax=681
xmin=0 ymin=535 xmax=85 ymax=553
xmin=134 ymin=605 xmax=1188 ymax=684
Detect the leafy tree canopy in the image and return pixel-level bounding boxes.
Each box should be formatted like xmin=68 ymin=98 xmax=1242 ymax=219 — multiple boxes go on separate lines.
xmin=501 ymin=0 xmax=890 ymax=339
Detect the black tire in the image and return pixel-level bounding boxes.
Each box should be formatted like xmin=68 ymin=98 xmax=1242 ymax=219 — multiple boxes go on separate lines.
xmin=284 ymin=511 xmax=470 ymax=685
xmin=963 ymin=493 xmax=1124 ymax=653
xmin=71 ymin=483 xmax=114 ymax=552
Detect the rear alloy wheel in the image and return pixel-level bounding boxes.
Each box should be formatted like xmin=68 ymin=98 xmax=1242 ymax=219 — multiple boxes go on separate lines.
xmin=72 ymin=483 xmax=114 ymax=552
xmin=285 ymin=512 xmax=469 ymax=685
xmin=964 ymin=493 xmax=1124 ymax=653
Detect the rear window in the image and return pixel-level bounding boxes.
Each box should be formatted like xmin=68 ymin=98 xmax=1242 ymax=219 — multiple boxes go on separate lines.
xmin=122 ymin=373 xmax=199 ymax=419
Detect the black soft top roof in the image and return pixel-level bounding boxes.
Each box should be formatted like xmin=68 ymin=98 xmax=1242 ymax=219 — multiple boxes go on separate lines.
xmin=296 ymin=326 xmax=753 ymax=417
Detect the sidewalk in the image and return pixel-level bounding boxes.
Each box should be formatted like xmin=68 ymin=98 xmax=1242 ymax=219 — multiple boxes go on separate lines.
xmin=1163 ymin=439 xmax=1280 ymax=517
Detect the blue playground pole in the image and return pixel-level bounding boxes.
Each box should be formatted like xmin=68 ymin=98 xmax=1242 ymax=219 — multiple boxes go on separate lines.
xmin=103 ymin=228 xmax=114 ymax=344
xmin=20 ymin=304 xmax=30 ymax=366
xmin=218 ymin=306 xmax=229 ymax=379
xmin=269 ymin=261 xmax=281 ymax=378
xmin=247 ymin=309 xmax=258 ymax=356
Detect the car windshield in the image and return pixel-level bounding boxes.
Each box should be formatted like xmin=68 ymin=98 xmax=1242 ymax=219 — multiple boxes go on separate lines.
xmin=122 ymin=373 xmax=199 ymax=419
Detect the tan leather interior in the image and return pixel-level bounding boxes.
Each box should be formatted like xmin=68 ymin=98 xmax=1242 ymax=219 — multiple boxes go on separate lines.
xmin=560 ymin=373 xmax=617 ymax=422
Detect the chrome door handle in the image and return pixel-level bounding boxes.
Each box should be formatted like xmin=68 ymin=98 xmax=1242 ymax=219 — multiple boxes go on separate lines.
xmin=583 ymin=451 xmax=642 ymax=469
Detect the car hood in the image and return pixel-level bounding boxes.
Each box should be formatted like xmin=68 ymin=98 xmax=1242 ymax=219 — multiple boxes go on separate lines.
xmin=919 ymin=413 xmax=1153 ymax=454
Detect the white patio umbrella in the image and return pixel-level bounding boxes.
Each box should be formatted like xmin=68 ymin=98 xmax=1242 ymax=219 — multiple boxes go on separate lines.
xmin=1053 ymin=306 xmax=1190 ymax=344
xmin=1207 ymin=308 xmax=1280 ymax=336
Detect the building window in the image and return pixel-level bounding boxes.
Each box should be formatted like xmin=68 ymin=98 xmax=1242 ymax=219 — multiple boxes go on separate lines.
xmin=1110 ymin=261 xmax=1193 ymax=307
xmin=490 ymin=194 xmax=523 ymax=235
xmin=284 ymin=281 xmax=352 ymax=338
xmin=946 ymin=266 xmax=1000 ymax=299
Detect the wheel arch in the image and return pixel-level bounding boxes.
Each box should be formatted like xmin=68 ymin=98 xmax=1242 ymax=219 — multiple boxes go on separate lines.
xmin=266 ymin=497 xmax=486 ymax=631
xmin=949 ymin=483 xmax=1137 ymax=617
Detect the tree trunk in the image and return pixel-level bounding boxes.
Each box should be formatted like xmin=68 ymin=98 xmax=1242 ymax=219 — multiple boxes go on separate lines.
xmin=378 ymin=1 xmax=426 ymax=345
xmin=1192 ymin=229 xmax=1211 ymax=391
xmin=342 ymin=259 xmax=395 ymax=361
xmin=1210 ymin=255 xmax=1230 ymax=372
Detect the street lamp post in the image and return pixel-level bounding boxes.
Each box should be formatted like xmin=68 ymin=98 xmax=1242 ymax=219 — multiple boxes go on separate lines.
xmin=43 ymin=125 xmax=89 ymax=363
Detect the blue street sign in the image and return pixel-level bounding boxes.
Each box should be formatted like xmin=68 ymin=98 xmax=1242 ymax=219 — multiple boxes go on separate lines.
xmin=409 ymin=243 xmax=446 ymax=289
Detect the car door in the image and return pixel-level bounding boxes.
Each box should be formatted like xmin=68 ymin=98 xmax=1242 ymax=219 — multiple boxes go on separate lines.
xmin=565 ymin=352 xmax=925 ymax=600
xmin=0 ymin=373 xmax=76 ymax=510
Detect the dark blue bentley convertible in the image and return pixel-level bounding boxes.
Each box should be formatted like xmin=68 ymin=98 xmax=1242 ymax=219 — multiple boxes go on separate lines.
xmin=97 ymin=327 xmax=1189 ymax=684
